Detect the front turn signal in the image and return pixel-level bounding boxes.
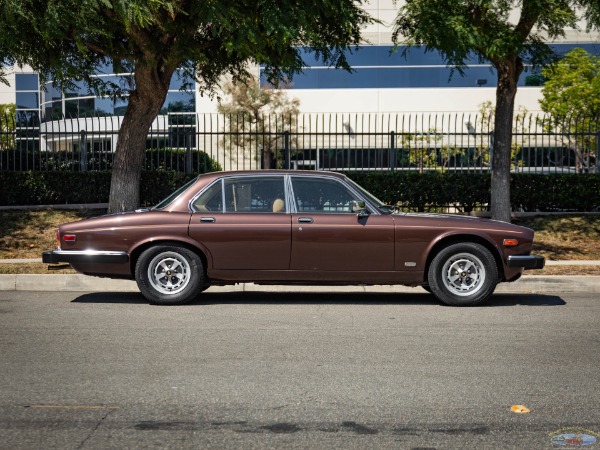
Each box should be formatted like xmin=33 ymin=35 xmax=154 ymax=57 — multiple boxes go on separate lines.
xmin=503 ymin=239 xmax=519 ymax=247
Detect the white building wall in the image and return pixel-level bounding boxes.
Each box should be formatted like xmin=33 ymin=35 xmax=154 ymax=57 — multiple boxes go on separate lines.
xmin=194 ymin=0 xmax=598 ymax=116
xmin=198 ymin=86 xmax=544 ymax=114
xmin=0 ymin=72 xmax=15 ymax=105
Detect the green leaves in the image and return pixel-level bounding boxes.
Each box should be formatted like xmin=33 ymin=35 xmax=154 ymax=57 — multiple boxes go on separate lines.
xmin=1 ymin=0 xmax=373 ymax=97
xmin=540 ymin=48 xmax=600 ymax=120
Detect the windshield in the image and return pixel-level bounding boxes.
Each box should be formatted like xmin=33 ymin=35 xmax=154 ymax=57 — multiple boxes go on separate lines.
xmin=152 ymin=176 xmax=199 ymax=210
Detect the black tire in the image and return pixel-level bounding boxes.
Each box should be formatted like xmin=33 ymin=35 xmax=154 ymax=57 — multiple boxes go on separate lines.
xmin=135 ymin=245 xmax=204 ymax=305
xmin=427 ymin=242 xmax=498 ymax=306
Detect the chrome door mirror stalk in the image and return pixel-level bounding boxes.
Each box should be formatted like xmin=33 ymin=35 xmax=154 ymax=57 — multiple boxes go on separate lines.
xmin=351 ymin=200 xmax=368 ymax=217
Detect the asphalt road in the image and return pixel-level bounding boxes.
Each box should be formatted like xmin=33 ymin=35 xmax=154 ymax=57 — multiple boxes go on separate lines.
xmin=0 ymin=290 xmax=599 ymax=449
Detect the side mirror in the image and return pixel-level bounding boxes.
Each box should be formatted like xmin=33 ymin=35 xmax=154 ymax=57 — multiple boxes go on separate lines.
xmin=351 ymin=200 xmax=368 ymax=217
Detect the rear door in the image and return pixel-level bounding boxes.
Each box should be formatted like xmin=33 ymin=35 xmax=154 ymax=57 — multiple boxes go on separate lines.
xmin=188 ymin=175 xmax=291 ymax=270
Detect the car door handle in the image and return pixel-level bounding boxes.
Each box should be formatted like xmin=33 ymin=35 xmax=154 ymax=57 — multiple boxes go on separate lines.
xmin=200 ymin=217 xmax=216 ymax=223
xmin=298 ymin=217 xmax=313 ymax=224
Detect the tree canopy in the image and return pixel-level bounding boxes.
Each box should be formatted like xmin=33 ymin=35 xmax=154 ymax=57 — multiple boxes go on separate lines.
xmin=393 ymin=0 xmax=599 ymax=221
xmin=0 ymin=0 xmax=372 ymax=212
xmin=540 ymin=48 xmax=600 ymax=120
xmin=539 ymin=47 xmax=599 ymax=173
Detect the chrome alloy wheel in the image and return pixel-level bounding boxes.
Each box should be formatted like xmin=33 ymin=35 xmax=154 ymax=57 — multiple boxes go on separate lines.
xmin=147 ymin=251 xmax=191 ymax=295
xmin=441 ymin=252 xmax=486 ymax=297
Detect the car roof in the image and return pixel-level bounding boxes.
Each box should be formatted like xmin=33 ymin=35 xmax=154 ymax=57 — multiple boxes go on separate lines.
xmin=200 ymin=170 xmax=346 ymax=179
xmin=164 ymin=170 xmax=347 ymax=212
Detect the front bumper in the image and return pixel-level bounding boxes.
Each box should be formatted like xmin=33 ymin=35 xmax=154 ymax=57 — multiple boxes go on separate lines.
xmin=507 ymin=255 xmax=545 ymax=270
xmin=42 ymin=249 xmax=129 ymax=265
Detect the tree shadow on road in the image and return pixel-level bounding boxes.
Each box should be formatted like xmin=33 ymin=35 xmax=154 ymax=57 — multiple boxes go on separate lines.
xmin=71 ymin=291 xmax=566 ymax=307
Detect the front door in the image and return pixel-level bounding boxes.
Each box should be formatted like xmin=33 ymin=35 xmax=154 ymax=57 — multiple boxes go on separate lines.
xmin=289 ymin=176 xmax=394 ymax=272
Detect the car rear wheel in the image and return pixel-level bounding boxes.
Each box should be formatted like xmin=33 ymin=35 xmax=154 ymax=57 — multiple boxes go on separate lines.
xmin=135 ymin=245 xmax=204 ymax=305
xmin=427 ymin=242 xmax=498 ymax=306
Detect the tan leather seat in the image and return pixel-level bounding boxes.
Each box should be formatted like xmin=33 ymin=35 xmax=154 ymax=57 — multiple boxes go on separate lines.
xmin=272 ymin=198 xmax=285 ymax=213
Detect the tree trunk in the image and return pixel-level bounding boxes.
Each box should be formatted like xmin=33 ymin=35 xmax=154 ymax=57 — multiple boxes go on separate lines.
xmin=107 ymin=64 xmax=174 ymax=213
xmin=491 ymin=59 xmax=522 ymax=223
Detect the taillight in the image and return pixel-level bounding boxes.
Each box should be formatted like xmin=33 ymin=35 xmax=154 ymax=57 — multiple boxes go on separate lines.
xmin=62 ymin=234 xmax=76 ymax=243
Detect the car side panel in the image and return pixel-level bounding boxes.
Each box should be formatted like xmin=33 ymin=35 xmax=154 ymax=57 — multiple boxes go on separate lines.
xmin=189 ymin=213 xmax=292 ymax=271
xmin=290 ymin=214 xmax=395 ymax=272
xmin=59 ymin=211 xmax=193 ymax=276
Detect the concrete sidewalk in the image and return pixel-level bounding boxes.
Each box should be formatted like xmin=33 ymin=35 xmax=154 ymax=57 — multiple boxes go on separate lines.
xmin=1 ymin=273 xmax=599 ymax=295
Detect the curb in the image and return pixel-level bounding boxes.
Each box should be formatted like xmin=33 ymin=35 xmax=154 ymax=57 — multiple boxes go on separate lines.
xmin=1 ymin=274 xmax=599 ymax=294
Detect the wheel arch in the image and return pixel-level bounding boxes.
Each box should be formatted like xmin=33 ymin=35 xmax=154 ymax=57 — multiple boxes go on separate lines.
xmin=130 ymin=239 xmax=210 ymax=278
xmin=423 ymin=234 xmax=505 ymax=283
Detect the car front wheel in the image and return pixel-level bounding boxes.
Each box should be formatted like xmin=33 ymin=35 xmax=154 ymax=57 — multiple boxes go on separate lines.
xmin=427 ymin=242 xmax=498 ymax=306
xmin=135 ymin=245 xmax=204 ymax=305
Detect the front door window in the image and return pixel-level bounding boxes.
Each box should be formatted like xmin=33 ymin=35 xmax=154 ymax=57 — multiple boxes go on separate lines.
xmin=291 ymin=176 xmax=356 ymax=214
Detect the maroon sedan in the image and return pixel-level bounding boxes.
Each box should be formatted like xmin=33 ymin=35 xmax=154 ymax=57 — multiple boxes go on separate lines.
xmin=43 ymin=170 xmax=544 ymax=306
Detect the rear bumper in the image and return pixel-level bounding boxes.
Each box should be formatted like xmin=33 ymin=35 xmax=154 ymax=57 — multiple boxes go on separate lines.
xmin=507 ymin=255 xmax=545 ymax=270
xmin=42 ymin=250 xmax=129 ymax=265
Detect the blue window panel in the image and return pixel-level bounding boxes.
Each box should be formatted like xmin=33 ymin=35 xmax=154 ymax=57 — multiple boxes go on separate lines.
xmin=162 ymin=91 xmax=195 ymax=113
xmin=16 ymin=111 xmax=40 ymax=127
xmin=87 ymin=76 xmax=135 ymax=95
xmin=94 ymin=98 xmax=116 ymax=116
xmin=15 ymin=74 xmax=39 ymax=91
xmin=296 ymin=43 xmax=599 ymax=69
xmin=16 ymin=92 xmax=39 ymax=109
xmin=76 ymin=97 xmax=130 ymax=116
xmin=45 ymin=101 xmax=63 ymax=120
xmin=95 ymin=60 xmax=114 ymax=75
xmin=169 ymin=70 xmax=194 ymax=90
xmin=42 ymin=83 xmax=63 ymax=104
xmin=264 ymin=63 xmax=573 ymax=89
xmin=296 ymin=45 xmax=482 ymax=68
xmin=550 ymin=43 xmax=600 ymax=56
xmin=64 ymin=81 xmax=91 ymax=98
xmin=272 ymin=66 xmax=499 ymax=89
xmin=64 ymin=98 xmax=96 ymax=117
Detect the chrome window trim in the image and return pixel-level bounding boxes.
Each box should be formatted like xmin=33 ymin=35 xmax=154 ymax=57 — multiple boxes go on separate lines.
xmin=191 ymin=174 xmax=288 ymax=214
xmin=188 ymin=178 xmax=224 ymax=213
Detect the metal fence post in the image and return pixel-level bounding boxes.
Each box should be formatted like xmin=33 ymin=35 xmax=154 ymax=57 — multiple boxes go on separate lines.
xmin=389 ymin=131 xmax=396 ymax=170
xmin=79 ymin=130 xmax=87 ymax=172
xmin=185 ymin=128 xmax=192 ymax=174
xmin=595 ymin=131 xmax=600 ymax=174
xmin=284 ymin=131 xmax=290 ymax=170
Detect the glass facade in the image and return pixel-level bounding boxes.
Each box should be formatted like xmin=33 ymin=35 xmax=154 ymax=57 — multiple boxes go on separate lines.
xmin=40 ymin=64 xmax=195 ymax=121
xmin=261 ymin=43 xmax=600 ymax=90
xmin=15 ymin=73 xmax=40 ymax=127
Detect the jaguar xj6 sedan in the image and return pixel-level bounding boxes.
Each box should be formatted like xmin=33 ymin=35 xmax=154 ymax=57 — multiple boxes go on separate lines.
xmin=43 ymin=170 xmax=544 ymax=306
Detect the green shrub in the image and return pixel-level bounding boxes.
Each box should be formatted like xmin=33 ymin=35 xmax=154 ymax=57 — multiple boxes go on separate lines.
xmin=1 ymin=171 xmax=198 ymax=206
xmin=1 ymin=148 xmax=221 ymax=173
xmin=2 ymin=170 xmax=599 ymax=211
xmin=345 ymin=171 xmax=490 ymax=212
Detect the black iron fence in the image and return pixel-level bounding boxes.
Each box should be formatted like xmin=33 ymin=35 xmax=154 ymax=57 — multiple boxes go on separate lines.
xmin=1 ymin=112 xmax=599 ymax=174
